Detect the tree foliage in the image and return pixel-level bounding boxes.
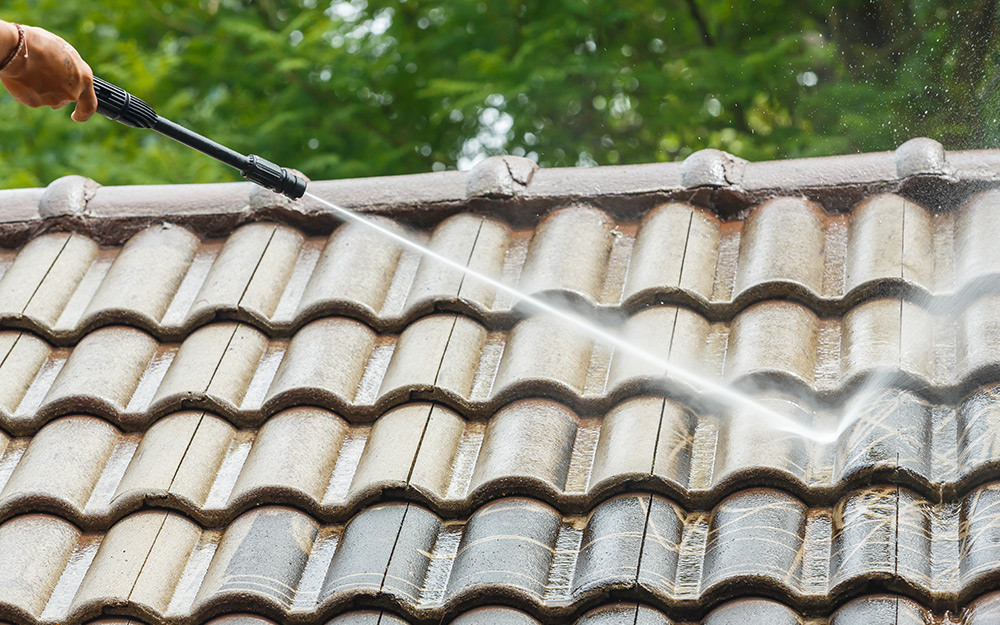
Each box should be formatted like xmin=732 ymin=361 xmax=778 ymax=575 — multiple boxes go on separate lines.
xmin=1 ymin=0 xmax=999 ymax=188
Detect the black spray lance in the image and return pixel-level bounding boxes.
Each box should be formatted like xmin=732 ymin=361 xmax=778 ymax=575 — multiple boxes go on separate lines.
xmin=92 ymin=77 xmax=307 ymax=200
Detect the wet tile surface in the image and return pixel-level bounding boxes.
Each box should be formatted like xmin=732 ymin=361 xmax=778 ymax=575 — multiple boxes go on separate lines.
xmin=5 ymin=182 xmax=1000 ymax=624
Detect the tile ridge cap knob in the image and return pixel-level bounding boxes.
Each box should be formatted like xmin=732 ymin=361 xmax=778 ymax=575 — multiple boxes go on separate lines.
xmin=39 ymin=175 xmax=101 ymax=218
xmin=896 ymin=137 xmax=950 ymax=177
xmin=466 ymin=155 xmax=539 ymax=199
xmin=682 ymin=148 xmax=747 ymax=188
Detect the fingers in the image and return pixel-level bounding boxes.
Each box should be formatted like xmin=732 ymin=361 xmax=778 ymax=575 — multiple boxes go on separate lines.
xmin=71 ymin=72 xmax=97 ymax=122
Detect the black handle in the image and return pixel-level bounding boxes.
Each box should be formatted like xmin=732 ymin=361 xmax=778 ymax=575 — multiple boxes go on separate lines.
xmin=93 ymin=77 xmax=158 ymax=129
xmin=92 ymin=76 xmax=307 ymax=199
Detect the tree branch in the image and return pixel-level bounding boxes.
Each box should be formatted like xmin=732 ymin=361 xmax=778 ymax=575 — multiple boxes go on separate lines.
xmin=684 ymin=0 xmax=714 ymax=47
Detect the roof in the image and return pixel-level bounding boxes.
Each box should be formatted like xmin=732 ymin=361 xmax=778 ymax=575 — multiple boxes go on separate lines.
xmin=0 ymin=137 xmax=999 ymax=624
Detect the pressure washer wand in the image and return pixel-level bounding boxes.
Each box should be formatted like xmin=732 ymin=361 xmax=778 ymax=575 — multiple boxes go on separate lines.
xmin=92 ymin=76 xmax=307 ymax=200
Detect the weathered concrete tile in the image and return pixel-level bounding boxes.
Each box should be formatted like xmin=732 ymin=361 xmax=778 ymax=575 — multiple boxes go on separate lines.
xmin=152 ymin=323 xmax=266 ymax=415
xmin=70 ymin=511 xmax=172 ymax=617
xmin=0 ymin=514 xmax=80 ymax=619
xmin=833 ymin=390 xmax=931 ymax=485
xmin=405 ymin=214 xmax=486 ymax=312
xmin=606 ymin=308 xmax=675 ymax=393
xmin=377 ymin=315 xmax=456 ymax=400
xmin=166 ymin=414 xmax=236 ymax=510
xmin=111 ymin=411 xmax=205 ymax=510
xmin=957 ymin=293 xmax=1000 ymax=384
xmin=517 ymin=206 xmax=614 ymax=304
xmin=186 ymin=223 xmax=276 ymax=322
xmin=588 ymin=397 xmax=661 ymax=492
xmin=238 ymin=226 xmax=304 ymax=321
xmin=228 ymin=407 xmax=347 ymax=511
xmin=966 ymin=592 xmax=1000 ymax=625
xmin=713 ymin=409 xmax=811 ymax=492
xmin=467 ymin=400 xmax=578 ymax=496
xmin=725 ymin=301 xmax=819 ymax=388
xmin=831 ymin=596 xmax=927 ymax=625
xmin=0 ymin=233 xmax=98 ymax=329
xmin=701 ymin=489 xmax=806 ymax=594
xmin=702 ymin=599 xmax=799 ymax=625
xmin=128 ymin=512 xmax=201 ymax=616
xmin=194 ymin=507 xmax=317 ymax=612
xmin=840 ymin=298 xmax=901 ymax=383
xmin=624 ymin=203 xmax=719 ymax=305
xmin=81 ymin=224 xmax=199 ymax=329
xmin=264 ymin=318 xmax=376 ymax=408
xmin=846 ymin=194 xmax=933 ymax=292
xmin=446 ymin=498 xmax=561 ymax=603
xmin=955 ymin=189 xmax=1000 ymax=289
xmin=408 ymin=405 xmax=467 ymax=503
xmin=382 ymin=505 xmax=440 ymax=602
xmin=349 ymin=404 xmax=432 ymax=502
xmin=41 ymin=327 xmax=158 ymax=417
xmin=571 ymin=494 xmax=646 ymax=595
xmin=434 ymin=316 xmax=488 ymax=402
xmin=635 ymin=495 xmax=685 ymax=598
xmin=296 ymin=220 xmax=406 ymax=320
xmin=0 ymin=416 xmax=119 ymax=519
xmin=493 ymin=316 xmax=593 ymax=399
xmin=320 ymin=502 xmax=407 ymax=604
xmin=451 ymin=606 xmax=540 ymax=625
xmin=734 ymin=197 xmax=826 ymax=300
xmin=830 ymin=487 xmax=897 ymax=590
xmin=0 ymin=332 xmax=50 ymax=420
xmin=457 ymin=218 xmax=511 ymax=311
xmin=0 ymin=234 xmax=74 ymax=317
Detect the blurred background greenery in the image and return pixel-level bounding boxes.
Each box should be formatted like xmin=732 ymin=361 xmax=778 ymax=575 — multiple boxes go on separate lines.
xmin=1 ymin=0 xmax=998 ymax=188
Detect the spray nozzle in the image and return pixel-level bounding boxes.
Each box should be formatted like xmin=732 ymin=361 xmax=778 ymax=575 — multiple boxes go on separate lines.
xmin=92 ymin=76 xmax=307 ymax=199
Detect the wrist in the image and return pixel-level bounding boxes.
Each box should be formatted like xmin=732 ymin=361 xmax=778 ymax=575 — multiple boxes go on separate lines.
xmin=0 ymin=22 xmax=16 ymax=59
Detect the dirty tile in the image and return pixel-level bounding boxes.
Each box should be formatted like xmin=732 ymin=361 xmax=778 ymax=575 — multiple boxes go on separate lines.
xmin=408 ymin=404 xmax=468 ymax=502
xmin=467 ymin=399 xmax=578 ymax=496
xmin=405 ymin=214 xmax=487 ymax=312
xmin=228 ymin=407 xmax=347 ymax=511
xmin=41 ymin=327 xmax=157 ymax=417
xmin=80 ymin=224 xmax=199 ymax=329
xmin=734 ymin=197 xmax=827 ymax=300
xmin=151 ymin=323 xmax=267 ymax=415
xmin=493 ymin=316 xmax=593 ymax=399
xmin=725 ymin=301 xmax=819 ymax=388
xmin=0 ymin=416 xmax=120 ymax=519
xmin=296 ymin=220 xmax=406 ymax=320
xmin=623 ymin=203 xmax=719 ymax=305
xmin=186 ymin=224 xmax=278 ymax=322
xmin=0 ymin=332 xmax=50 ymax=420
xmin=264 ymin=318 xmax=375 ymax=408
xmin=517 ymin=206 xmax=615 ymax=304
xmin=0 ymin=514 xmax=80 ymax=619
xmin=349 ymin=404 xmax=432 ymax=501
xmin=238 ymin=226 xmax=304 ymax=322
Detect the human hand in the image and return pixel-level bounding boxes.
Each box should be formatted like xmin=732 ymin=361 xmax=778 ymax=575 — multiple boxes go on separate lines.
xmin=0 ymin=22 xmax=97 ymax=122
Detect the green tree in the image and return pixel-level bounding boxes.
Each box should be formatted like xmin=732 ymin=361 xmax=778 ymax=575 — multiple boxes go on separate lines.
xmin=1 ymin=0 xmax=998 ymax=189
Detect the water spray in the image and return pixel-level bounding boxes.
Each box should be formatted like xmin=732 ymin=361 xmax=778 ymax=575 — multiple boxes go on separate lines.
xmin=93 ymin=78 xmax=855 ymax=443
